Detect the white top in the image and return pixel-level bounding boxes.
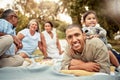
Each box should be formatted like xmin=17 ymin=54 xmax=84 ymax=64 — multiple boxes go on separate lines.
xmin=17 ymin=29 xmax=41 ymax=57
xmin=42 ymin=30 xmax=61 ymax=59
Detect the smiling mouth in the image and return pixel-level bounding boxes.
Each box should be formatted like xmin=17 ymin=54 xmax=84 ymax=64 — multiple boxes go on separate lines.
xmin=72 ymin=42 xmax=80 ymax=48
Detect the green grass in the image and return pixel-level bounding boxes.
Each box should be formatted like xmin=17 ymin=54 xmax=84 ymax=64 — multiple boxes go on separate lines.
xmin=32 ymin=49 xmax=43 ymax=56
xmin=108 ymin=40 xmax=120 ymax=53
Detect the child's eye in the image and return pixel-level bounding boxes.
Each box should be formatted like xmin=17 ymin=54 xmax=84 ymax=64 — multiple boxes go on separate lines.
xmin=88 ymin=18 xmax=91 ymax=20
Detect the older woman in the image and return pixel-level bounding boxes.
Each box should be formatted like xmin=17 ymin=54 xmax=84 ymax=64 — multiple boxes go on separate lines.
xmin=17 ymin=19 xmax=45 ymax=58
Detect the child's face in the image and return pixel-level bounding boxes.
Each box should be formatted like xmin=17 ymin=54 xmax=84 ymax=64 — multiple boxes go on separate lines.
xmin=84 ymin=13 xmax=97 ymax=27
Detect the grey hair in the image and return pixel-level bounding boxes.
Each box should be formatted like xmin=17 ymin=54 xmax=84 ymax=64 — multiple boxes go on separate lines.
xmin=1 ymin=9 xmax=15 ymax=19
xmin=27 ymin=19 xmax=40 ymax=32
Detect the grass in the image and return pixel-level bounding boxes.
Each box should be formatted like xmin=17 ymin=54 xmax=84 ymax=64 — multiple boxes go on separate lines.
xmin=108 ymin=40 xmax=120 ymax=53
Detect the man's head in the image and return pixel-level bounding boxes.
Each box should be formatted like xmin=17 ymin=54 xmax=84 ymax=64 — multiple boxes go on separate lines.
xmin=65 ymin=24 xmax=86 ymax=53
xmin=1 ymin=9 xmax=18 ymax=27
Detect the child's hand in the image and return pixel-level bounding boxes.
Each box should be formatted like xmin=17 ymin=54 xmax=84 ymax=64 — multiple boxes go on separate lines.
xmin=93 ymin=34 xmax=99 ymax=38
xmin=90 ymin=35 xmax=99 ymax=38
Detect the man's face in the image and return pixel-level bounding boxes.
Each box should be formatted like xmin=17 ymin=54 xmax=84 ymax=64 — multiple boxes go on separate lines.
xmin=8 ymin=13 xmax=18 ymax=27
xmin=12 ymin=14 xmax=18 ymax=27
xmin=66 ymin=27 xmax=85 ymax=52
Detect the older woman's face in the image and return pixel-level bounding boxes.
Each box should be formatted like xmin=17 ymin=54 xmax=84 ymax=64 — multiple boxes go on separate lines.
xmin=29 ymin=21 xmax=38 ymax=31
xmin=44 ymin=23 xmax=52 ymax=32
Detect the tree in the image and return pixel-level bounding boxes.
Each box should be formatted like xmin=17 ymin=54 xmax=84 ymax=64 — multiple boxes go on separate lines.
xmin=60 ymin=0 xmax=120 ymax=39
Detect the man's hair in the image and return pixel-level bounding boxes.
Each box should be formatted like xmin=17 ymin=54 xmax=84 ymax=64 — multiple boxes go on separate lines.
xmin=65 ymin=24 xmax=83 ymax=33
xmin=1 ymin=9 xmax=15 ymax=19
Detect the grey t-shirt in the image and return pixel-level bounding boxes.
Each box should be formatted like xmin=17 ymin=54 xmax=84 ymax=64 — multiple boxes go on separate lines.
xmin=61 ymin=38 xmax=110 ymax=74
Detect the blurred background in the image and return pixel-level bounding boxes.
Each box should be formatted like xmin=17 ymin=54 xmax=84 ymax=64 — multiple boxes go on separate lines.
xmin=0 ymin=0 xmax=120 ymax=52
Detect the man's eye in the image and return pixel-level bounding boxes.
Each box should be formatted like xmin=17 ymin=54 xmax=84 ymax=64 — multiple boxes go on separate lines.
xmin=67 ymin=36 xmax=72 ymax=39
xmin=75 ymin=33 xmax=80 ymax=37
xmin=93 ymin=17 xmax=96 ymax=20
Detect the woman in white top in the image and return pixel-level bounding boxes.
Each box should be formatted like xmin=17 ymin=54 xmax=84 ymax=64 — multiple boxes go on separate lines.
xmin=17 ymin=19 xmax=45 ymax=58
xmin=42 ymin=21 xmax=63 ymax=59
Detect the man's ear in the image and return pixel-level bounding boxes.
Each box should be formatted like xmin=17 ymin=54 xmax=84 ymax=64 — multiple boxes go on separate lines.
xmin=83 ymin=32 xmax=86 ymax=39
xmin=65 ymin=37 xmax=68 ymax=42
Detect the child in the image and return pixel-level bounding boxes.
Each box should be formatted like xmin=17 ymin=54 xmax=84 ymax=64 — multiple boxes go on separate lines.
xmin=82 ymin=10 xmax=120 ymax=71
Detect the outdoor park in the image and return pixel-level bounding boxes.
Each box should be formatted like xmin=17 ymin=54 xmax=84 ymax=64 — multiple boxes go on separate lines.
xmin=0 ymin=0 xmax=120 ymax=80
xmin=0 ymin=0 xmax=120 ymax=52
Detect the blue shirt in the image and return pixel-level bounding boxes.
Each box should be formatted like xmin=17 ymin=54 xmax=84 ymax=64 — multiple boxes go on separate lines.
xmin=17 ymin=29 xmax=41 ymax=57
xmin=0 ymin=19 xmax=16 ymax=55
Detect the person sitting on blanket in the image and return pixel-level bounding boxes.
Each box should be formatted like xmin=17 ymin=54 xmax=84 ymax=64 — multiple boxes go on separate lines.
xmin=0 ymin=9 xmax=24 ymax=67
xmin=16 ymin=19 xmax=46 ymax=58
xmin=61 ymin=24 xmax=110 ymax=74
xmin=42 ymin=21 xmax=63 ymax=59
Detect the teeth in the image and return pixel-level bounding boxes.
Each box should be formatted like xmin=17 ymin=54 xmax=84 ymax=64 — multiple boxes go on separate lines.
xmin=73 ymin=43 xmax=80 ymax=47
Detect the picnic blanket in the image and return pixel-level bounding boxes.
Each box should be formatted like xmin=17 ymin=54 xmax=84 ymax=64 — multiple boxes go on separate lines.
xmin=0 ymin=59 xmax=120 ymax=80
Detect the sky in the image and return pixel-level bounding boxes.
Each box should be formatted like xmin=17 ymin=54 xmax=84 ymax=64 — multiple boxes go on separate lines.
xmin=0 ymin=0 xmax=14 ymax=8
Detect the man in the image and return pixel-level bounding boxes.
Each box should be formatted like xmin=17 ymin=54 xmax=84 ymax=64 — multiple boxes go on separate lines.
xmin=61 ymin=24 xmax=110 ymax=74
xmin=0 ymin=9 xmax=24 ymax=67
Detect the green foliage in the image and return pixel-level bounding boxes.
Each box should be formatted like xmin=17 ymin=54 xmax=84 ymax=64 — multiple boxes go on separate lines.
xmin=0 ymin=8 xmax=4 ymax=17
xmin=60 ymin=0 xmax=120 ymax=39
xmin=16 ymin=11 xmax=29 ymax=33
xmin=57 ymin=30 xmax=66 ymax=39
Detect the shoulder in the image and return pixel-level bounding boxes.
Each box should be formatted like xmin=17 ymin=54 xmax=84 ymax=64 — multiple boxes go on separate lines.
xmin=18 ymin=28 xmax=29 ymax=35
xmin=42 ymin=30 xmax=46 ymax=34
xmin=35 ymin=31 xmax=40 ymax=36
xmin=0 ymin=19 xmax=12 ymax=27
xmin=86 ymin=38 xmax=104 ymax=46
xmin=0 ymin=19 xmax=8 ymax=23
xmin=86 ymin=38 xmax=108 ymax=54
xmin=20 ymin=28 xmax=28 ymax=32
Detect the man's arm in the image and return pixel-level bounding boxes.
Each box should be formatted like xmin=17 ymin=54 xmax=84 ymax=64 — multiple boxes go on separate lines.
xmin=69 ymin=59 xmax=100 ymax=72
xmin=0 ymin=32 xmax=6 ymax=36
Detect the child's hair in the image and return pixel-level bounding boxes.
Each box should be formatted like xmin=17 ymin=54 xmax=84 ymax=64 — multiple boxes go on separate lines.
xmin=82 ymin=10 xmax=97 ymax=22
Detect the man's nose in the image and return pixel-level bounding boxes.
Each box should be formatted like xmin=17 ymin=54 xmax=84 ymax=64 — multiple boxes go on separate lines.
xmin=72 ymin=36 xmax=77 ymax=42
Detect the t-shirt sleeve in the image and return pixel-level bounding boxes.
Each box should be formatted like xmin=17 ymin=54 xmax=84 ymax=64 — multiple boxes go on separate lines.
xmin=18 ymin=29 xmax=28 ymax=36
xmin=0 ymin=20 xmax=13 ymax=34
xmin=61 ymin=45 xmax=72 ymax=70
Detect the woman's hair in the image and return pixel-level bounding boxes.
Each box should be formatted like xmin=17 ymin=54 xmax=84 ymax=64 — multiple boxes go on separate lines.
xmin=44 ymin=21 xmax=53 ymax=28
xmin=82 ymin=10 xmax=97 ymax=22
xmin=27 ymin=19 xmax=40 ymax=32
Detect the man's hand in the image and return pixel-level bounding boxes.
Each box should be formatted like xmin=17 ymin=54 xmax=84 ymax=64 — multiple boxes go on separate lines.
xmin=69 ymin=59 xmax=100 ymax=72
xmin=83 ymin=62 xmax=100 ymax=72
xmin=12 ymin=36 xmax=22 ymax=49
